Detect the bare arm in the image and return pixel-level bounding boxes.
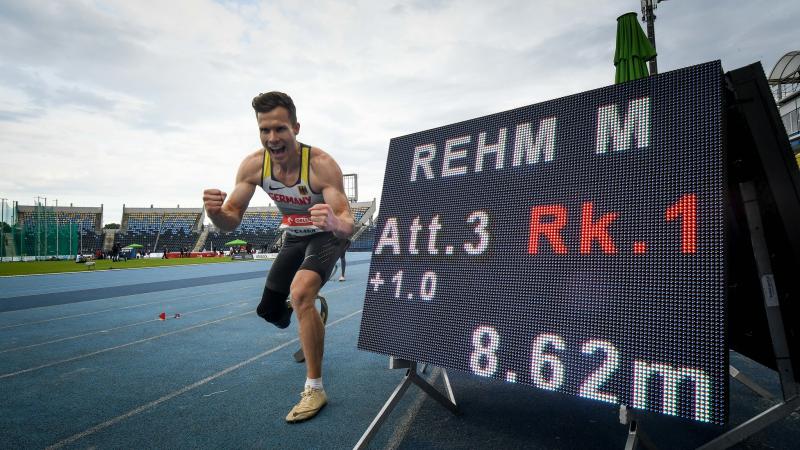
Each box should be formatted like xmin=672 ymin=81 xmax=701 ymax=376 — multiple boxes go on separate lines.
xmin=203 ymin=151 xmax=262 ymax=232
xmin=308 ymin=149 xmax=355 ymax=239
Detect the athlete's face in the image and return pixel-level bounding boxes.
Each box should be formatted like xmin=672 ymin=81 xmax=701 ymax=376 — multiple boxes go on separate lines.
xmin=257 ymin=106 xmax=300 ymax=165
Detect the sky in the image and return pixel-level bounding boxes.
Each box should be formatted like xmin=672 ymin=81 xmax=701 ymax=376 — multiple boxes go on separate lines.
xmin=1 ymin=0 xmax=798 ymax=225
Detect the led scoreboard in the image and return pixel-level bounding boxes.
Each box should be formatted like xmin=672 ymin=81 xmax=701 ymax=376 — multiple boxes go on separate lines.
xmin=358 ymin=61 xmax=726 ymax=424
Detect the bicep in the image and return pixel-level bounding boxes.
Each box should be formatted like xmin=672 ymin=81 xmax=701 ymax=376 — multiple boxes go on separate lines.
xmin=314 ymin=155 xmax=352 ymax=219
xmin=225 ymin=154 xmax=261 ymax=218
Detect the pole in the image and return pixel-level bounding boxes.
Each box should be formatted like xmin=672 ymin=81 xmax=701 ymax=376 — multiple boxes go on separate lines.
xmin=55 ymin=199 xmax=59 ymax=258
xmin=0 ymin=198 xmax=6 ymax=260
xmin=641 ymin=0 xmax=659 ymax=75
xmin=44 ymin=197 xmax=48 ymax=258
xmin=35 ymin=196 xmax=40 ymax=259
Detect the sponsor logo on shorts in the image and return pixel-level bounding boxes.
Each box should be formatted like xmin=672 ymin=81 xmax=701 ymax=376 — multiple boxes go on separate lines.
xmin=280 ymin=214 xmax=320 ymax=235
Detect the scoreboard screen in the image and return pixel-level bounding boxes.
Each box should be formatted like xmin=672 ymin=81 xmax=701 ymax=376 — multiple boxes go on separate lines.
xmin=358 ymin=61 xmax=727 ymax=424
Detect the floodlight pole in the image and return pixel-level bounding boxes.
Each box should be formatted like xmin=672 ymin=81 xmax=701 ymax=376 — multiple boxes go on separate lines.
xmin=35 ymin=196 xmax=46 ymax=260
xmin=641 ymin=0 xmax=662 ymax=75
xmin=54 ymin=199 xmax=59 ymax=258
xmin=14 ymin=201 xmax=19 ymax=261
xmin=34 ymin=197 xmax=38 ymax=259
xmin=1 ymin=197 xmax=6 ymax=260
xmin=44 ymin=197 xmax=48 ymax=258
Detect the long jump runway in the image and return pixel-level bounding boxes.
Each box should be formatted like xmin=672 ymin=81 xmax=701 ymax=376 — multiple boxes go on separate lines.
xmin=1 ymin=254 xmax=798 ymax=449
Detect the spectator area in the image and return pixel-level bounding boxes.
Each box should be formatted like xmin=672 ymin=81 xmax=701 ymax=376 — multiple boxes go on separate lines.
xmin=8 ymin=199 xmax=376 ymax=257
xmin=117 ymin=207 xmax=203 ymax=253
xmin=204 ymin=207 xmax=282 ymax=252
xmin=205 ymin=200 xmax=376 ymax=253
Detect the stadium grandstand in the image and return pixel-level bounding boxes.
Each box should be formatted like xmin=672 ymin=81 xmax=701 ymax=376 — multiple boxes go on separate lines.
xmin=348 ymin=201 xmax=376 ymax=250
xmin=117 ymin=206 xmax=204 ymax=253
xmin=1 ymin=175 xmax=377 ymax=261
xmin=204 ymin=207 xmax=282 ymax=252
xmin=205 ymin=200 xmax=376 ymax=253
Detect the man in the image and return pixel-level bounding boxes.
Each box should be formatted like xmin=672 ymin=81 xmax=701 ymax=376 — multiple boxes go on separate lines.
xmin=203 ymin=91 xmax=353 ymax=423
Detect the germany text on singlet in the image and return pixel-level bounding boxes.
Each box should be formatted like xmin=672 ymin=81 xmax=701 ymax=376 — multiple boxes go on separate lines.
xmin=261 ymin=143 xmax=325 ymax=235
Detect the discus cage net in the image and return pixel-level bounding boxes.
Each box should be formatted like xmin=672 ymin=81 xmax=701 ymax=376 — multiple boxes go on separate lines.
xmin=1 ymin=199 xmax=80 ymax=262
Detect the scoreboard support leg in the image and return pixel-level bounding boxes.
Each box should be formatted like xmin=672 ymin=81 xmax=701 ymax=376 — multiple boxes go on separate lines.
xmin=697 ymin=182 xmax=800 ymax=449
xmin=619 ymin=405 xmax=657 ymax=450
xmin=729 ymin=365 xmax=775 ymax=401
xmin=353 ymin=359 xmax=460 ymax=450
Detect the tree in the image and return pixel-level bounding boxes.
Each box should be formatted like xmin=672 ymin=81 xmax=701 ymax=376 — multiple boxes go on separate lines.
xmin=103 ymin=223 xmax=120 ymax=229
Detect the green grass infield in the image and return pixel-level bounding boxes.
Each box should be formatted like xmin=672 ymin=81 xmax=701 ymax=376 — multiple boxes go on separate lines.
xmin=0 ymin=256 xmax=242 ymax=276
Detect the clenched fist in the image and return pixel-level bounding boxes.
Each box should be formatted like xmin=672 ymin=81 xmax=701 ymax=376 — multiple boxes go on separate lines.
xmin=309 ymin=203 xmax=338 ymax=232
xmin=203 ymin=189 xmax=227 ymax=216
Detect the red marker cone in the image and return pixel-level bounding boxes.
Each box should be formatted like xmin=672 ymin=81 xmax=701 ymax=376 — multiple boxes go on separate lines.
xmin=158 ymin=312 xmax=166 ymax=321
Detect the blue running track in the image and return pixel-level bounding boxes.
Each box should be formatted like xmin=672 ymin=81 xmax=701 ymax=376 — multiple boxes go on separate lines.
xmin=0 ymin=254 xmax=797 ymax=449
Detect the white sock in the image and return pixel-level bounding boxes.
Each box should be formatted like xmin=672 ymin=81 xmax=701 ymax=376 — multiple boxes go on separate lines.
xmin=305 ymin=377 xmax=323 ymax=390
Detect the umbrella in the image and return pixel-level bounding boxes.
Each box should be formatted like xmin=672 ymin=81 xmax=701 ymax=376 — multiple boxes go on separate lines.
xmin=124 ymin=243 xmax=143 ymax=249
xmin=614 ymin=12 xmax=657 ymax=84
xmin=224 ymin=239 xmax=248 ymax=246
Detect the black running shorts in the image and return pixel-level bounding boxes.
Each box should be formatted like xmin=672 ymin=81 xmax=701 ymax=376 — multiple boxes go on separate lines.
xmin=265 ymin=232 xmax=350 ymax=293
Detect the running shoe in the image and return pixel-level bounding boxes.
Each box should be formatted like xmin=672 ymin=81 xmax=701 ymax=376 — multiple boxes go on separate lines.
xmin=286 ymin=387 xmax=327 ymax=422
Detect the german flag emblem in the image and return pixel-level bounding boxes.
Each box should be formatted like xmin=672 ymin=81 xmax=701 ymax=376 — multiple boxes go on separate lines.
xmin=298 ymin=185 xmax=308 ymax=196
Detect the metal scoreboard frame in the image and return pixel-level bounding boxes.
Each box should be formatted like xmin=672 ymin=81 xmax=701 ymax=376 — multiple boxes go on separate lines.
xmin=358 ymin=61 xmax=728 ymax=425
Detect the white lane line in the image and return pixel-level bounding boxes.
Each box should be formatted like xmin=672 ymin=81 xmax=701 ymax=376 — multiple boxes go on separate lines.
xmin=0 ymin=259 xmax=262 ymax=279
xmin=45 ymin=309 xmax=364 ymax=450
xmin=1 ymin=282 xmax=363 ymax=379
xmin=202 ymin=390 xmax=228 ymax=397
xmin=0 ymin=277 xmax=261 ymax=318
xmin=0 ymin=311 xmax=253 ymax=379
xmin=0 ymin=300 xmax=253 ymax=354
xmin=0 ymin=264 xmax=268 ymax=299
xmin=0 ymin=285 xmax=254 ymax=330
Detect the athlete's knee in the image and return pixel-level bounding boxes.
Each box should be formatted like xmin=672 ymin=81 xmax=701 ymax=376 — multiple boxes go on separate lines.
xmin=256 ymin=288 xmax=291 ymax=327
xmin=289 ymin=288 xmax=316 ymax=313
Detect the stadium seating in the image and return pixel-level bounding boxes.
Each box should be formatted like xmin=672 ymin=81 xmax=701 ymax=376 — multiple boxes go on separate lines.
xmin=350 ymin=224 xmax=375 ymax=251
xmin=10 ymin=200 xmax=375 ymax=257
xmin=116 ymin=210 xmax=162 ymax=252
xmin=204 ymin=209 xmax=282 ymax=252
xmin=158 ymin=212 xmax=202 ymax=251
xmin=352 ymin=205 xmax=370 ymax=223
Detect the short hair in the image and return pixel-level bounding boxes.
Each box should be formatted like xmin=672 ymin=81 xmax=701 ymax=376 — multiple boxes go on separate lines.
xmin=251 ymin=91 xmax=297 ymax=124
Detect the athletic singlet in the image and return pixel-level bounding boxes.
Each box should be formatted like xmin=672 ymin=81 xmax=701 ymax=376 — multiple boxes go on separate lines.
xmin=261 ymin=143 xmax=325 ymax=235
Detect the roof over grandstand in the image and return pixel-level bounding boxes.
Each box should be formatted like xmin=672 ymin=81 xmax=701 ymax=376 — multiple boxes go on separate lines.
xmin=17 ymin=205 xmax=103 ymax=214
xmin=769 ymin=51 xmax=800 ymax=85
xmin=123 ymin=206 xmax=203 ymax=214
